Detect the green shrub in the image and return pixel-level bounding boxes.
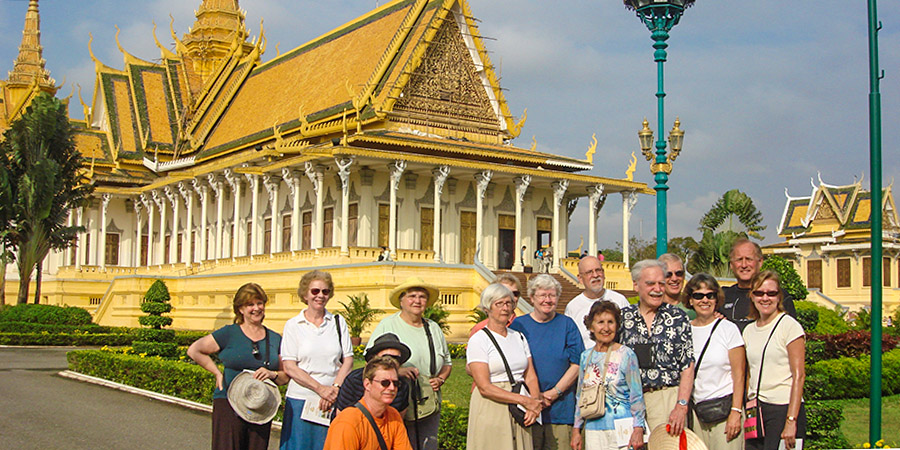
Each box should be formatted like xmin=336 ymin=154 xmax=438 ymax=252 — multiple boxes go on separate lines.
xmin=805 ymin=402 xmax=850 ymax=450
xmin=438 ymin=400 xmax=468 ymax=450
xmin=761 ymin=255 xmax=808 ymax=301
xmin=138 ymin=315 xmax=173 ymax=329
xmin=0 ymin=304 xmax=92 ymax=325
xmin=131 ymin=341 xmax=179 ymax=357
xmin=424 ymin=303 xmax=451 ymax=334
xmin=134 ymin=328 xmax=175 ymax=342
xmin=806 ymin=348 xmax=900 ymax=400
xmin=0 ymin=322 xmax=109 ymax=334
xmin=140 ymin=301 xmax=172 ymax=316
xmin=339 ymin=293 xmax=381 ymax=338
xmin=806 ymin=339 xmax=826 ymax=365
xmin=795 ymin=301 xmax=850 ymax=334
xmin=173 ymin=330 xmax=208 ymax=346
xmin=796 ymin=308 xmax=819 ymax=333
xmin=0 ymin=332 xmax=133 ymax=346
xmin=807 ymin=331 xmax=900 ymax=361
xmin=140 ymin=280 xmax=173 ymax=330
xmin=448 ymin=343 xmax=467 ymax=359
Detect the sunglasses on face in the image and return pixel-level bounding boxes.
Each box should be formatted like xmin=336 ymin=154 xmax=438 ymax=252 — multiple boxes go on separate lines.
xmin=690 ymin=292 xmax=716 ymax=300
xmin=309 ymin=288 xmax=331 ymax=296
xmin=511 ymin=291 xmax=521 ymax=298
xmin=752 ymin=290 xmax=780 ymax=298
xmin=665 ymin=270 xmax=685 ymax=278
xmin=251 ymin=342 xmax=261 ymax=360
xmin=372 ymin=378 xmax=400 ymax=388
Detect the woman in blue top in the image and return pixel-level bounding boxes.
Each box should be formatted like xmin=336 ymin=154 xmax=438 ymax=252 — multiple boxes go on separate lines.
xmin=571 ymin=301 xmax=645 ymax=450
xmin=509 ymin=274 xmax=582 ymax=450
xmin=188 ymin=283 xmax=289 ymax=450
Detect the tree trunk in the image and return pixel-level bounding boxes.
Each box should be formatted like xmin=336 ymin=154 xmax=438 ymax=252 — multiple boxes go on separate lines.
xmin=34 ymin=261 xmax=42 ymax=304
xmin=17 ymin=249 xmax=34 ymax=305
xmin=0 ymin=256 xmax=6 ymax=306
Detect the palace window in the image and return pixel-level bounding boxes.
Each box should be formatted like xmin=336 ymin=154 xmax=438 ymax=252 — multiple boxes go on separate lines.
xmin=863 ymin=257 xmax=872 ymax=287
xmin=164 ymin=234 xmax=170 ymax=264
xmin=177 ymin=232 xmax=183 ymax=263
xmin=70 ymin=236 xmax=78 ymax=266
xmin=378 ymin=204 xmax=389 ymax=248
xmin=105 ymin=233 xmax=119 ymax=266
xmin=884 ymin=257 xmax=891 ymax=287
xmin=421 ymin=207 xmax=433 ymax=251
xmin=324 ymin=207 xmax=334 ymax=247
xmin=264 ymin=218 xmax=272 ymax=254
xmin=282 ymin=215 xmax=292 ymax=251
xmin=302 ymin=211 xmax=312 ymax=250
xmin=807 ymin=260 xmax=822 ymax=290
xmin=348 ymin=203 xmax=358 ymax=247
xmin=836 ymin=258 xmax=851 ymax=288
xmin=460 ymin=211 xmax=476 ymax=264
xmin=140 ymin=234 xmax=149 ymax=266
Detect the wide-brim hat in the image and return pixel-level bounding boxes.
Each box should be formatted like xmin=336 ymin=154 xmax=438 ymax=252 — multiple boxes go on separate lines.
xmin=364 ymin=332 xmax=412 ymax=363
xmin=227 ymin=370 xmax=281 ymax=425
xmin=389 ymin=277 xmax=439 ymax=309
xmin=647 ymin=424 xmax=708 ymax=450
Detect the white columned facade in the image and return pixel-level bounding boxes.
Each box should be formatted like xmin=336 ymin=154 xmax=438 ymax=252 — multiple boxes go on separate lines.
xmin=98 ymin=194 xmax=110 ymax=270
xmin=224 ymin=169 xmax=242 ymax=258
xmin=133 ymin=200 xmax=142 ymax=266
xmin=64 ymin=211 xmax=74 ymax=266
xmin=165 ymin=186 xmax=180 ymax=264
xmin=387 ymin=161 xmax=407 ymax=258
xmin=336 ymin=157 xmax=355 ymax=257
xmin=178 ymin=182 xmax=194 ymax=265
xmin=246 ymin=174 xmax=259 ymax=256
xmin=304 ymin=162 xmax=325 ymax=251
xmin=152 ymin=190 xmax=166 ymax=265
xmin=475 ymin=170 xmax=493 ymax=263
xmin=207 ymin=173 xmax=224 ymax=259
xmin=587 ymin=185 xmax=606 ymax=258
xmin=141 ymin=193 xmax=154 ymax=267
xmin=263 ymin=175 xmax=280 ymax=255
xmin=75 ymin=208 xmax=84 ymax=270
xmin=551 ymin=180 xmax=569 ymax=270
xmin=282 ymin=168 xmax=301 ymax=252
xmin=432 ymin=166 xmax=450 ymax=263
xmin=193 ymin=178 xmax=209 ymax=261
xmin=513 ymin=175 xmax=531 ymax=271
xmin=622 ymin=191 xmax=638 ymax=269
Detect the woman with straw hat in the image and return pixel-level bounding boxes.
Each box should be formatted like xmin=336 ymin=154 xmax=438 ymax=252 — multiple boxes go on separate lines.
xmin=188 ymin=283 xmax=289 ymax=450
xmin=366 ymin=277 xmax=452 ymax=450
xmin=280 ymin=270 xmax=355 ymax=450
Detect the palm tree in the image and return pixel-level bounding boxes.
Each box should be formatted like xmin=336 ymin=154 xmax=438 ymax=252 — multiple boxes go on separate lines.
xmin=0 ymin=93 xmax=92 ymax=304
xmin=689 ymin=190 xmax=765 ymax=277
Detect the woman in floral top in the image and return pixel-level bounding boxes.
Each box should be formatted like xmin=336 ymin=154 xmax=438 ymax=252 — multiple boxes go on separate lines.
xmin=571 ymin=301 xmax=646 ymax=450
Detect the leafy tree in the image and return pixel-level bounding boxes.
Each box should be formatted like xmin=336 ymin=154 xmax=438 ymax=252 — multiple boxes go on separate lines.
xmin=0 ymin=93 xmax=92 ymax=304
xmin=761 ymin=255 xmax=809 ymax=301
xmin=139 ymin=279 xmax=173 ymax=329
xmin=689 ymin=230 xmax=743 ymax=277
xmin=338 ymin=293 xmax=382 ymax=338
xmin=667 ymin=236 xmax=699 ymax=269
xmin=690 ymin=190 xmax=766 ymax=277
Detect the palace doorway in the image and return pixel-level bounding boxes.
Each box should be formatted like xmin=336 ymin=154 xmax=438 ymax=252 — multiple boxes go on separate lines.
xmin=497 ymin=214 xmax=515 ymax=270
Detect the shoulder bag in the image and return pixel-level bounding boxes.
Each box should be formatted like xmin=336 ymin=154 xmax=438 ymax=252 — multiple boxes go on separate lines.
xmin=578 ymin=346 xmax=612 ymax=421
xmin=691 ymin=319 xmax=733 ymax=424
xmin=481 ymin=327 xmax=532 ymax=428
xmin=744 ymin=314 xmax=786 ymax=440
xmin=406 ymin=320 xmax=441 ymax=422
xmin=355 ymin=402 xmax=388 ymax=450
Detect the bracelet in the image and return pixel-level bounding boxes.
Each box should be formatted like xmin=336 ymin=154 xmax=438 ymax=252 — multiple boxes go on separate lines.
xmin=731 ymin=407 xmax=742 ymax=413
xmin=554 ymin=387 xmax=563 ymax=397
xmin=271 ymin=370 xmax=278 ymax=380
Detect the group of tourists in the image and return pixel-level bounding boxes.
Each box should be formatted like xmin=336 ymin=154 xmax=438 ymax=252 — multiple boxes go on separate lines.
xmin=187 ymin=272 xmax=450 ymax=450
xmin=465 ymin=238 xmax=806 ymax=450
xmin=186 ymin=237 xmax=806 ymax=450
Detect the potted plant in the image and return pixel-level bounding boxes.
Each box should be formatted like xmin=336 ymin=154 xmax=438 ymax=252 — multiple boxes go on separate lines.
xmin=339 ymin=293 xmax=382 ymax=346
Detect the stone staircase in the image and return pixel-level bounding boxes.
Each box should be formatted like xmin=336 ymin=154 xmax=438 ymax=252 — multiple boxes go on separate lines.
xmin=494 ymin=270 xmax=638 ymax=314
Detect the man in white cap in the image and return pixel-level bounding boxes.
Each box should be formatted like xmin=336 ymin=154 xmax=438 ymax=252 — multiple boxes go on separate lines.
xmin=565 ymin=255 xmax=629 ymax=349
xmin=324 ymin=356 xmax=413 ymax=450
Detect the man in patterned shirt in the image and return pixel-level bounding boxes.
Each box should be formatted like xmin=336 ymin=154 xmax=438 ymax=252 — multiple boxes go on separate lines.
xmin=619 ymin=259 xmax=694 ymax=437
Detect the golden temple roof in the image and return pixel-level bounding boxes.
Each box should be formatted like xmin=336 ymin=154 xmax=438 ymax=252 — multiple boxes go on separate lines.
xmin=778 ymin=176 xmax=899 ymax=237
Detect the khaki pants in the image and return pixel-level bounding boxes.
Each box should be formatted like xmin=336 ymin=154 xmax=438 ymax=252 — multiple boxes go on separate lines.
xmin=643 ymin=386 xmax=678 ymax=433
xmin=692 ymin=410 xmax=744 ymax=450
xmin=532 ymin=423 xmax=572 ymax=450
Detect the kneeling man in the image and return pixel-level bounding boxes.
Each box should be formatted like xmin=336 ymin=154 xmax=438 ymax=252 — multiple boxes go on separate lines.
xmin=324 ymin=356 xmax=413 ymax=450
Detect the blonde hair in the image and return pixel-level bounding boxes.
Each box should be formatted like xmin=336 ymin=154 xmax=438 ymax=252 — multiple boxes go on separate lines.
xmin=747 ymin=270 xmax=784 ymax=320
xmin=232 ymin=283 xmax=268 ymax=324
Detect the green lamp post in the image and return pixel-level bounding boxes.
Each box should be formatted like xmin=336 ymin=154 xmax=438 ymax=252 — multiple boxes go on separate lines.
xmin=624 ymin=0 xmax=695 ymax=257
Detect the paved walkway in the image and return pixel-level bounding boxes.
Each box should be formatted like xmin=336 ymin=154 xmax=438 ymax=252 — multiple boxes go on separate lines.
xmin=0 ymin=346 xmax=280 ymax=449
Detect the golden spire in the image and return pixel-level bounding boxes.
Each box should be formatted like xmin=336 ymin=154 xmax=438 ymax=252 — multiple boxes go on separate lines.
xmin=7 ymin=0 xmax=56 ymax=91
xmin=180 ymin=0 xmax=253 ymax=84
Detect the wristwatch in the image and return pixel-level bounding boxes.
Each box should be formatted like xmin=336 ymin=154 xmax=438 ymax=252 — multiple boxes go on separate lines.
xmin=786 ymin=415 xmax=797 ymax=422
xmin=677 ymin=399 xmax=688 ymax=406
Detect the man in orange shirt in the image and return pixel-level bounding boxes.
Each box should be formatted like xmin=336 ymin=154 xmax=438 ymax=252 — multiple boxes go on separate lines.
xmin=324 ymin=356 xmax=413 ymax=450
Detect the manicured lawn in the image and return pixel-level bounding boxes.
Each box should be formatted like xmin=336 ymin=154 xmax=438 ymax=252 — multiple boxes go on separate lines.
xmin=823 ymin=394 xmax=900 ymax=447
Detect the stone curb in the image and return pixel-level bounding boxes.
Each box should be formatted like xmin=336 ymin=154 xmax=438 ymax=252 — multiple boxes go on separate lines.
xmin=58 ymin=370 xmax=283 ymax=430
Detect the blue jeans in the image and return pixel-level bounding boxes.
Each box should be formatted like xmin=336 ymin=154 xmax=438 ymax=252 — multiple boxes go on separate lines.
xmin=279 ymin=398 xmax=329 ymax=450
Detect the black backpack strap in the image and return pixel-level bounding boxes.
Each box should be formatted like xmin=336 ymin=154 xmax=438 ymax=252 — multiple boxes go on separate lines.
xmin=481 ymin=328 xmax=516 ymax=385
xmin=754 ymin=314 xmax=787 ymax=398
xmin=694 ymin=318 xmax=722 ymax=374
xmin=355 ymin=402 xmax=388 ymax=450
xmin=423 ymin=320 xmax=437 ymax=377
xmin=335 ymin=314 xmax=343 ymax=355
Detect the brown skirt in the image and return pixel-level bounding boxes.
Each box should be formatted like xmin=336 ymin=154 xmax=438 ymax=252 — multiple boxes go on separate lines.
xmin=466 ymin=381 xmax=533 ymax=450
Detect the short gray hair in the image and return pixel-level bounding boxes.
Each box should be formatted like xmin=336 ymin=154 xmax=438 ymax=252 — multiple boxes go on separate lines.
xmin=479 ymin=283 xmax=514 ymax=312
xmin=527 ymin=273 xmax=561 ymax=299
xmin=631 ymin=259 xmax=667 ymax=283
xmin=658 ymin=253 xmax=683 ymax=267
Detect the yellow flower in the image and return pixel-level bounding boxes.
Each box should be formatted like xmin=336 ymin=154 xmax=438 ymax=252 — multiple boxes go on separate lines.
xmin=877 ymin=440 xmax=885 ymax=448
xmin=863 ymin=443 xmax=871 ymax=449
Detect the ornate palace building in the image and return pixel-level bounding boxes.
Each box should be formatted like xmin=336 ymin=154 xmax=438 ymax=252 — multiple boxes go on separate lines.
xmin=2 ymin=0 xmax=650 ymax=338
xmin=764 ymin=175 xmax=900 ymax=316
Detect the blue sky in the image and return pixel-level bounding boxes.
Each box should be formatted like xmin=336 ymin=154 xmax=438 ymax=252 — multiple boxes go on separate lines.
xmin=2 ymin=0 xmax=899 ymax=251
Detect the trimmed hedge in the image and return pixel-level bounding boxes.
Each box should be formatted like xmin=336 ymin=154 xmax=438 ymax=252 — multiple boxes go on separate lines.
xmin=0 ymin=304 xmax=93 ymax=325
xmin=806 ymin=402 xmax=850 ymax=450
xmin=795 ymin=301 xmax=850 ymax=335
xmin=806 ymin=348 xmax=900 ymax=400
xmin=0 ymin=332 xmax=134 ymax=346
xmin=0 ymin=322 xmax=113 ymax=334
xmin=67 ymin=350 xmax=215 ymax=404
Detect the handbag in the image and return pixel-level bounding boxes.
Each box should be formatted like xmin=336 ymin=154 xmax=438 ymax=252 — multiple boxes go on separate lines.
xmin=481 ymin=328 xmax=532 ymax=428
xmin=691 ymin=319 xmax=731 ymax=424
xmin=406 ymin=320 xmax=441 ymax=422
xmin=744 ymin=314 xmax=786 ymax=440
xmin=578 ymin=347 xmax=612 ymax=421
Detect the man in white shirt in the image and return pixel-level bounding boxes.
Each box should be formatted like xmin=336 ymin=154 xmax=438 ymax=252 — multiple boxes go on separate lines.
xmin=564 ymin=256 xmax=629 ymax=349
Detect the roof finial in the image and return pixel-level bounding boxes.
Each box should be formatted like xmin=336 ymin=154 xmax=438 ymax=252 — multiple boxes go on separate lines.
xmin=7 ymin=0 xmax=56 ymax=91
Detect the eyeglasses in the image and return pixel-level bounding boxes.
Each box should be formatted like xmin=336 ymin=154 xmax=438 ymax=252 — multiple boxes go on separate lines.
xmin=752 ymin=290 xmax=779 ymax=298
xmin=511 ymin=291 xmax=521 ymax=298
xmin=372 ymin=378 xmax=400 ymax=388
xmin=690 ymin=292 xmax=716 ymax=300
xmin=665 ymin=270 xmax=685 ymax=278
xmin=493 ymin=301 xmax=515 ymax=309
xmin=251 ymin=342 xmax=261 ymax=360
xmin=533 ymin=293 xmax=558 ymax=300
xmin=309 ymin=288 xmax=331 ymax=296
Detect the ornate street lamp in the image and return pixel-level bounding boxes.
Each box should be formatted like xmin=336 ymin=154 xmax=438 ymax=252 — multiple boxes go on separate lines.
xmin=624 ymin=0 xmax=695 ymax=256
